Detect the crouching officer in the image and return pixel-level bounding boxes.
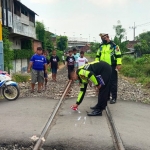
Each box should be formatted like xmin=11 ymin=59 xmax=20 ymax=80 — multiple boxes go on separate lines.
xmin=95 ymin=33 xmax=122 ymax=104
xmin=71 ymin=61 xmax=112 ymax=116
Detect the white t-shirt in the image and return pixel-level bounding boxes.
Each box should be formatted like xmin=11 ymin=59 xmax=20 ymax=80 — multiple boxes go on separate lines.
xmin=76 ymin=57 xmax=88 ymax=68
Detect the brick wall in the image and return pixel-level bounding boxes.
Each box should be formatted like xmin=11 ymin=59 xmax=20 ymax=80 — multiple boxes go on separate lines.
xmin=33 ymin=40 xmax=42 ymax=53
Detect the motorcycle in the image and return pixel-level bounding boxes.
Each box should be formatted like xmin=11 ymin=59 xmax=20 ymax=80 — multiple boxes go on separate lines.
xmin=0 ymin=71 xmax=20 ymax=101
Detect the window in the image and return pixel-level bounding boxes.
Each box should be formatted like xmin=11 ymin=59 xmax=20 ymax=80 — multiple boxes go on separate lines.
xmin=21 ymin=6 xmax=28 ymax=16
xmin=14 ymin=2 xmax=20 ymax=16
xmin=29 ymin=13 xmax=35 ymax=23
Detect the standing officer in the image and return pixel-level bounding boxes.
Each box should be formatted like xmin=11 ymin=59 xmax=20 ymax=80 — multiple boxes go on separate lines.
xmin=95 ymin=33 xmax=122 ymax=104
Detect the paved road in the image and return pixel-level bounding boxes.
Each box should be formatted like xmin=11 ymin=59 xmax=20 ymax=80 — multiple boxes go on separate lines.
xmin=108 ymin=100 xmax=150 ymax=150
xmin=0 ymin=97 xmax=150 ymax=150
xmin=44 ymin=98 xmax=115 ymax=150
xmin=0 ymin=97 xmax=58 ymax=146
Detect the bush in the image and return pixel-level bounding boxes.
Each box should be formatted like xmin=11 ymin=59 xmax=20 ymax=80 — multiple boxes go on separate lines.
xmin=120 ymin=65 xmax=139 ymax=77
xmin=134 ymin=57 xmax=146 ymax=65
xmin=122 ymin=56 xmax=134 ymax=64
xmin=12 ymin=73 xmax=30 ymax=83
xmin=85 ymin=53 xmax=96 ymax=58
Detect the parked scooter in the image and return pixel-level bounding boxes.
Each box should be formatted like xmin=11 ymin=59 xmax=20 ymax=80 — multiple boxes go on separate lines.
xmin=0 ymin=71 xmax=20 ymax=101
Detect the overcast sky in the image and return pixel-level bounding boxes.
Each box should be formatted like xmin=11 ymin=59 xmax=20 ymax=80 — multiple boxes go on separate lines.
xmin=21 ymin=0 xmax=150 ymax=42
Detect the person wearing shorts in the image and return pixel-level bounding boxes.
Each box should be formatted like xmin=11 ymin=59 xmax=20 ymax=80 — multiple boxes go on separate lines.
xmin=49 ymin=50 xmax=60 ymax=82
xmin=28 ymin=47 xmax=47 ymax=93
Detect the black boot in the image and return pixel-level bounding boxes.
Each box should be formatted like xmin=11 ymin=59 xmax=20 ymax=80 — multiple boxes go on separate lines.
xmin=87 ymin=110 xmax=102 ymax=116
xmin=110 ymin=99 xmax=116 ymax=104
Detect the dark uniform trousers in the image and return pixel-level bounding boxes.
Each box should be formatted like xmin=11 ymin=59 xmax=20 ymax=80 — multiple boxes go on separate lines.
xmin=109 ymin=66 xmax=118 ymax=100
xmin=95 ymin=65 xmax=112 ymax=110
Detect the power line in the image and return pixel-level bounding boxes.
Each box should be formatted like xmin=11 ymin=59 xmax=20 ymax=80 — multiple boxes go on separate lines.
xmin=129 ymin=21 xmax=150 ymax=41
xmin=136 ymin=22 xmax=150 ymax=27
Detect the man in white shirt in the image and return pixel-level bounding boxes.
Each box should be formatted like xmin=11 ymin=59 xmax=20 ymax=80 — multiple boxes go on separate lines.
xmin=76 ymin=51 xmax=88 ymax=68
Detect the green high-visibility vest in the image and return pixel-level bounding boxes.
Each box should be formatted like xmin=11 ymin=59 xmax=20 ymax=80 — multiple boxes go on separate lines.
xmin=95 ymin=42 xmax=122 ymax=65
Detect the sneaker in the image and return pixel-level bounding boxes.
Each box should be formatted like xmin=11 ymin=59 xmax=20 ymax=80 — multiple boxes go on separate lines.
xmin=110 ymin=99 xmax=116 ymax=104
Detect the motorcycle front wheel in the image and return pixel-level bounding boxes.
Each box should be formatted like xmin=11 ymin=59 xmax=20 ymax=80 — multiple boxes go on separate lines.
xmin=2 ymin=85 xmax=20 ymax=101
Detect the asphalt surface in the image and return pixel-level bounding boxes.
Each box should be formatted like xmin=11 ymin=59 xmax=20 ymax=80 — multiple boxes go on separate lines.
xmin=44 ymin=97 xmax=115 ymax=150
xmin=0 ymin=97 xmax=150 ymax=150
xmin=108 ymin=100 xmax=150 ymax=150
xmin=0 ymin=97 xmax=59 ymax=145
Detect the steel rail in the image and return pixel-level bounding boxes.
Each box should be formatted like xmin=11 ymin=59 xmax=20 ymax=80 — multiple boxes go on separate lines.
xmin=33 ymin=80 xmax=72 ymax=150
xmin=105 ymin=106 xmax=125 ymax=150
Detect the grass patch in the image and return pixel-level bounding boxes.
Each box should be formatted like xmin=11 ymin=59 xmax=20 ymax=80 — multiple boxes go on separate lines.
xmin=12 ymin=73 xmax=30 ymax=83
xmin=120 ymin=55 xmax=150 ymax=88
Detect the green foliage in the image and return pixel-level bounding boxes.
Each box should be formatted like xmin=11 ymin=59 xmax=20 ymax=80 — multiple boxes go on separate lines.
xmin=122 ymin=55 xmax=134 ymax=64
xmin=120 ymin=54 xmax=150 ymax=87
xmin=36 ymin=21 xmax=46 ymax=48
xmin=120 ymin=65 xmax=137 ymax=77
xmin=113 ymin=21 xmax=128 ymax=54
xmin=136 ymin=31 xmax=150 ymax=48
xmin=90 ymin=42 xmax=100 ymax=53
xmin=45 ymin=31 xmax=54 ymax=53
xmin=11 ymin=49 xmax=34 ymax=60
xmin=85 ymin=52 xmax=96 ymax=58
xmin=56 ymin=36 xmax=68 ymax=51
xmin=113 ymin=20 xmax=126 ymax=44
xmin=134 ymin=40 xmax=149 ymax=56
xmin=36 ymin=22 xmax=55 ymax=52
xmin=2 ymin=27 xmax=13 ymax=71
xmin=12 ymin=73 xmax=30 ymax=82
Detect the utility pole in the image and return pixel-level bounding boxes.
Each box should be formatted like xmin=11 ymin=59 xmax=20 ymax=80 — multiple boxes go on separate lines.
xmin=130 ymin=22 xmax=136 ymax=41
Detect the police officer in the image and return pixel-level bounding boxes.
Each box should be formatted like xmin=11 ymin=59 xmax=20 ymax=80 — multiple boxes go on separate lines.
xmin=71 ymin=61 xmax=112 ymax=116
xmin=95 ymin=33 xmax=122 ymax=104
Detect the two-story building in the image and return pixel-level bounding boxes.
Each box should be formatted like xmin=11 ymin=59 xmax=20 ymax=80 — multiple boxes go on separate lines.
xmin=1 ymin=0 xmax=42 ymax=73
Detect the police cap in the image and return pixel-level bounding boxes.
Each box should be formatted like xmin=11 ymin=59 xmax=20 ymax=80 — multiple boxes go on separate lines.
xmin=99 ymin=33 xmax=108 ymax=37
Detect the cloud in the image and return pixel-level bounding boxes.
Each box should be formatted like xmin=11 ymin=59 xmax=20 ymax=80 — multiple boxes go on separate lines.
xmin=30 ymin=0 xmax=59 ymax=4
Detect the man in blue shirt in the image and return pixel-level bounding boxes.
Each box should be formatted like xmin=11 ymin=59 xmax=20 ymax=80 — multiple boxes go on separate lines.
xmin=28 ymin=47 xmax=47 ymax=93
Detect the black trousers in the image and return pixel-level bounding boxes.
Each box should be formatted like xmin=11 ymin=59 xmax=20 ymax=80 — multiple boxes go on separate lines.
xmin=95 ymin=65 xmax=112 ymax=110
xmin=109 ymin=66 xmax=118 ymax=100
xmin=68 ymin=67 xmax=74 ymax=80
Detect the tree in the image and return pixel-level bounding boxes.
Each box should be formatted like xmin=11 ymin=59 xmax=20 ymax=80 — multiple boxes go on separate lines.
xmin=2 ymin=27 xmax=13 ymax=71
xmin=45 ymin=31 xmax=54 ymax=53
xmin=113 ymin=21 xmax=128 ymax=53
xmin=134 ymin=40 xmax=149 ymax=56
xmin=113 ymin=20 xmax=126 ymax=45
xmin=56 ymin=36 xmax=68 ymax=51
xmin=136 ymin=31 xmax=150 ymax=51
xmin=90 ymin=42 xmax=100 ymax=53
xmin=36 ymin=21 xmax=46 ymax=49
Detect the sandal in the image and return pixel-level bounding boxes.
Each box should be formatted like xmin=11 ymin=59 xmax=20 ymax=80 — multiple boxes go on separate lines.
xmin=37 ymin=90 xmax=41 ymax=93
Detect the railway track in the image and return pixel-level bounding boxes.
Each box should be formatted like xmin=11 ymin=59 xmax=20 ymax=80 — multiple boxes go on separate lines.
xmin=32 ymin=80 xmax=125 ymax=150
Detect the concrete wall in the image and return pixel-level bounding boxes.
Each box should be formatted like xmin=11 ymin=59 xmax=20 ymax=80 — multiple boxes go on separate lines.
xmin=11 ymin=59 xmax=28 ymax=74
xmin=13 ymin=14 xmax=36 ymax=39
